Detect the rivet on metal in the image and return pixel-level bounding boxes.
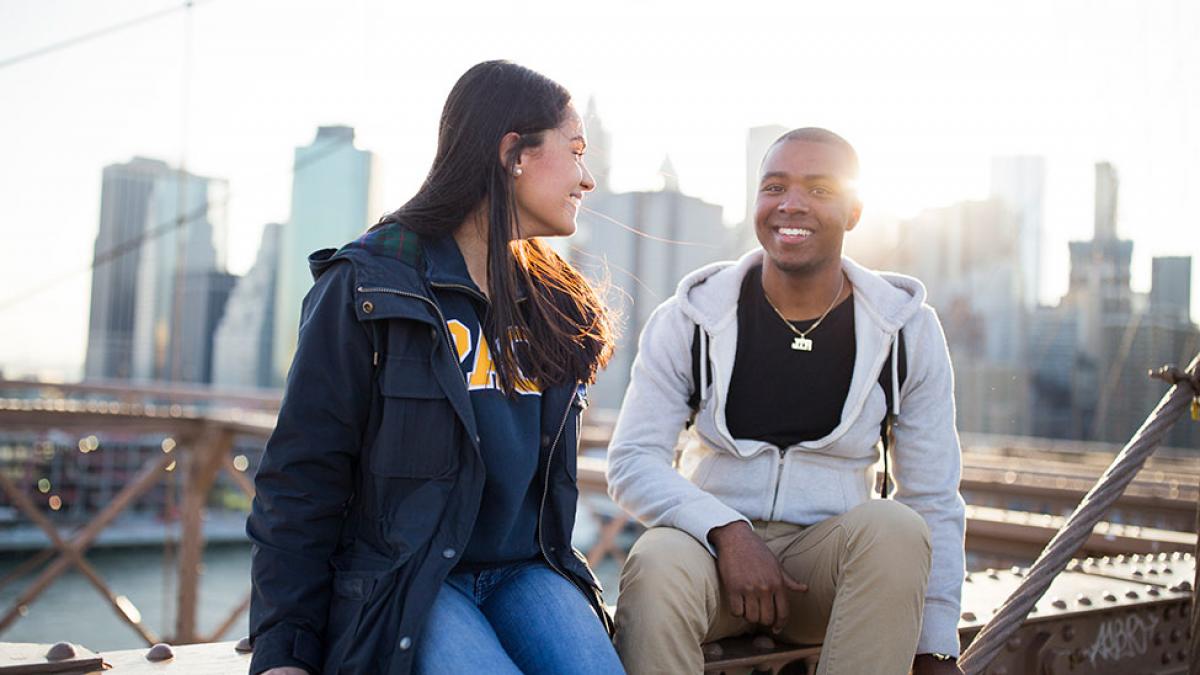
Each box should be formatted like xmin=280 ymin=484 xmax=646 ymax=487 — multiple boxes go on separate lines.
xmin=1163 ymin=566 xmax=1173 ymax=574
xmin=235 ymin=637 xmax=253 ymax=653
xmin=1051 ymin=598 xmax=1067 ymax=609
xmin=146 ymin=643 xmax=174 ymax=661
xmin=1010 ymin=566 xmax=1024 ymax=577
xmin=46 ymin=643 xmax=75 ymax=661
xmin=1075 ymin=594 xmax=1092 ymax=606
xmin=1170 ymin=628 xmax=1182 ymax=643
xmin=1162 ymin=651 xmax=1172 ymax=665
xmin=1148 ymin=567 xmax=1160 ymax=575
xmin=1102 ymin=556 xmax=1114 ymax=566
xmin=751 ymin=635 xmax=776 ymax=650
xmin=1133 ymin=570 xmax=1144 ymax=577
xmin=987 ymin=570 xmax=1000 ymax=580
xmin=1103 ymin=591 xmax=1117 ymax=602
xmin=1126 ymin=591 xmax=1140 ymax=599
xmin=702 ymin=643 xmax=724 ymax=659
xmin=1178 ymin=649 xmax=1187 ymax=661
xmin=1177 ymin=580 xmax=1192 ymax=592
xmin=1062 ymin=625 xmax=1076 ymax=641
xmin=1147 ymin=587 xmax=1161 ymax=597
xmin=1154 ymin=631 xmax=1164 ymax=647
xmin=961 ymin=611 xmax=977 ymax=622
xmin=362 ymin=301 xmax=374 ymax=314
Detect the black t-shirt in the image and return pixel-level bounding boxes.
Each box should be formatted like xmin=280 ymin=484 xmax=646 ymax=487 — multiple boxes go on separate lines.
xmin=725 ymin=265 xmax=856 ymax=448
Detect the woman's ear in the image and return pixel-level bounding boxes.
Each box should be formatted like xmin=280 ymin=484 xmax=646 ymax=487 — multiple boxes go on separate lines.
xmin=498 ymin=132 xmax=523 ymax=176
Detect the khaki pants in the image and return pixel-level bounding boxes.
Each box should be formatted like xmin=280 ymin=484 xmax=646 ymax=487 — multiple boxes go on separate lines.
xmin=614 ymin=501 xmax=932 ymax=675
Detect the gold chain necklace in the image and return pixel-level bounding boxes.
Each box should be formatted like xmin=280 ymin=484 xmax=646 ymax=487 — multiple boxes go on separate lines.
xmin=762 ymin=272 xmax=846 ymax=352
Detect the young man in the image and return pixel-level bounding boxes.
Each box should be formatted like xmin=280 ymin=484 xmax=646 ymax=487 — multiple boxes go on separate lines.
xmin=606 ymin=128 xmax=965 ymax=675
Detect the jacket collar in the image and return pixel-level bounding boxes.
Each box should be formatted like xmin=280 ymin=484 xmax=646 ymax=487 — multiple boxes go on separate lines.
xmin=421 ymin=232 xmax=485 ymax=293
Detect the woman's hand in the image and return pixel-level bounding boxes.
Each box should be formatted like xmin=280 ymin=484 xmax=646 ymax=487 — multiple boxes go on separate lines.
xmin=260 ymin=668 xmax=310 ymax=675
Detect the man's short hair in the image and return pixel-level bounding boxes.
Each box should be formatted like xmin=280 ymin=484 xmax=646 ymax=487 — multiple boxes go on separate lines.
xmin=769 ymin=127 xmax=860 ymax=179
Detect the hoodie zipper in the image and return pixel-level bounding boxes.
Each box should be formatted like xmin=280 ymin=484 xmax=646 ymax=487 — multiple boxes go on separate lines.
xmin=700 ymin=332 xmax=787 ymax=521
xmin=768 ymin=448 xmax=786 ymax=521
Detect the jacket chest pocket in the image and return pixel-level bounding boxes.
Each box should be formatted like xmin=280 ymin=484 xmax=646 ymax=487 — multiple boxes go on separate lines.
xmin=373 ymin=356 xmax=460 ymax=478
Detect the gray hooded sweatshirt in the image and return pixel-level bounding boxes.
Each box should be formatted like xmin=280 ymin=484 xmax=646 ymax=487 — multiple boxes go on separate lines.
xmin=607 ymin=249 xmax=966 ymax=657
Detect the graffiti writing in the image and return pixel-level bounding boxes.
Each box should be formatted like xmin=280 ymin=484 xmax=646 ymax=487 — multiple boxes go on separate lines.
xmin=1086 ymin=614 xmax=1158 ymax=665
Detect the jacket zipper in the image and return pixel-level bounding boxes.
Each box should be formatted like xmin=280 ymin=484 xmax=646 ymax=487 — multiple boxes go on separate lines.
xmin=356 ymin=286 xmax=464 ymax=385
xmin=362 ymin=284 xmax=580 ymax=585
xmin=537 ymin=389 xmax=583 ymax=587
xmin=429 ymin=281 xmax=488 ymax=304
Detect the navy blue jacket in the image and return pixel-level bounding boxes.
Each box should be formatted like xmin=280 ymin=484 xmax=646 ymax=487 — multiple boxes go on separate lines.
xmin=247 ymin=224 xmax=609 ymax=675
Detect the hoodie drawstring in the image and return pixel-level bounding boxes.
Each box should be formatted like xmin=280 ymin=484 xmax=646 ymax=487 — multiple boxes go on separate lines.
xmin=891 ymin=334 xmax=900 ymax=416
xmin=699 ymin=328 xmax=709 ymax=403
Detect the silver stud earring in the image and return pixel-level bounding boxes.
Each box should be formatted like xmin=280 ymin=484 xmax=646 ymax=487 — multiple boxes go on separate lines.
xmin=513 ymin=167 xmax=523 ymax=177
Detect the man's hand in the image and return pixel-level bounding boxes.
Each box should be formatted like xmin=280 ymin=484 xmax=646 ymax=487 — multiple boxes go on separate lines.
xmin=260 ymin=668 xmax=310 ymax=675
xmin=912 ymin=654 xmax=963 ymax=675
xmin=708 ymin=521 xmax=807 ymax=634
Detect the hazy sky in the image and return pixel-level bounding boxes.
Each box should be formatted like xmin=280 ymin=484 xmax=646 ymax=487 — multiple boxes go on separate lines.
xmin=1 ymin=0 xmax=1197 ymax=379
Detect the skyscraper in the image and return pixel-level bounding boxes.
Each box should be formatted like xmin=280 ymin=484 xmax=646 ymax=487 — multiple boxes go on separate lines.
xmin=573 ymin=159 xmax=728 ymax=410
xmin=897 ymin=199 xmax=1025 ymax=364
xmin=84 ymin=158 xmax=172 ymax=381
xmin=271 ymin=126 xmax=379 ymax=384
xmin=129 ymin=169 xmax=229 ymax=383
xmin=737 ymin=125 xmax=788 ymax=254
xmin=1150 ymin=256 xmax=1192 ymax=322
xmin=1063 ymin=162 xmax=1134 ymax=358
xmin=990 ymin=156 xmax=1045 ymax=309
xmin=583 ymin=97 xmax=612 ymax=194
xmin=212 ymin=223 xmax=282 ymax=389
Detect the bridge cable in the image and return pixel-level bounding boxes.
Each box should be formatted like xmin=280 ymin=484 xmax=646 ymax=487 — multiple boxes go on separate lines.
xmin=0 ymin=1 xmax=215 ymax=71
xmin=958 ymin=351 xmax=1200 ymax=674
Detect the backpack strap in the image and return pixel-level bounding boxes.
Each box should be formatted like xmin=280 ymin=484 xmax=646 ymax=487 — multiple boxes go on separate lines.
xmin=687 ymin=323 xmax=712 ymax=427
xmin=877 ymin=329 xmax=907 ymax=498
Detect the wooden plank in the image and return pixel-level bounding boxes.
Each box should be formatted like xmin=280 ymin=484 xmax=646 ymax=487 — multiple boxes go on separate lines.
xmin=0 ymin=643 xmax=103 ymax=674
xmin=85 ymin=642 xmax=249 ymax=674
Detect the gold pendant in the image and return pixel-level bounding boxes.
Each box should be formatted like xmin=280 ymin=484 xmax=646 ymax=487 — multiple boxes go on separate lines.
xmin=791 ymin=336 xmax=813 ymax=351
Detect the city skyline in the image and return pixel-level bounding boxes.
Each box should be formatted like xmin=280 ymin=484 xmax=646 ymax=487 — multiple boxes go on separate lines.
xmin=1 ymin=0 xmax=1198 ymax=378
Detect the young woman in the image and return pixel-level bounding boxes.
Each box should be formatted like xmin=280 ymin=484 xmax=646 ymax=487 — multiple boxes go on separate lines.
xmin=248 ymin=60 xmax=622 ymax=675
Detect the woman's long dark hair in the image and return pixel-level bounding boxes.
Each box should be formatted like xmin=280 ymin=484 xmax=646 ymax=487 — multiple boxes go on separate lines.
xmin=376 ymin=60 xmax=615 ymax=393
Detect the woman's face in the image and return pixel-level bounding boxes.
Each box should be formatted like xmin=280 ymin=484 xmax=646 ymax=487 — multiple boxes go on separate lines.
xmin=512 ymin=104 xmax=595 ymax=239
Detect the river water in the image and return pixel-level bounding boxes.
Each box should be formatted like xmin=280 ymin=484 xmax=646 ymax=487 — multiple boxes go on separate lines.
xmin=0 ymin=544 xmax=625 ymax=652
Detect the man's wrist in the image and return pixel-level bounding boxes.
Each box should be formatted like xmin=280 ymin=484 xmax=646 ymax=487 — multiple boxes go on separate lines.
xmin=707 ymin=520 xmax=752 ymax=550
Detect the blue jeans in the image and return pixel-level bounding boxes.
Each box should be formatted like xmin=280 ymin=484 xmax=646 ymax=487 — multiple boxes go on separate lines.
xmin=413 ymin=559 xmax=624 ymax=674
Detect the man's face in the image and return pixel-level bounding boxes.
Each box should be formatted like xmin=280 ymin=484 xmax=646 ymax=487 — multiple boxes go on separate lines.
xmin=753 ymin=140 xmax=862 ymax=276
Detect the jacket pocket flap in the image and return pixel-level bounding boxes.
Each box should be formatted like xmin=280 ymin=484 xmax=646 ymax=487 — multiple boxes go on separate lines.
xmin=381 ymin=356 xmax=445 ymax=399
